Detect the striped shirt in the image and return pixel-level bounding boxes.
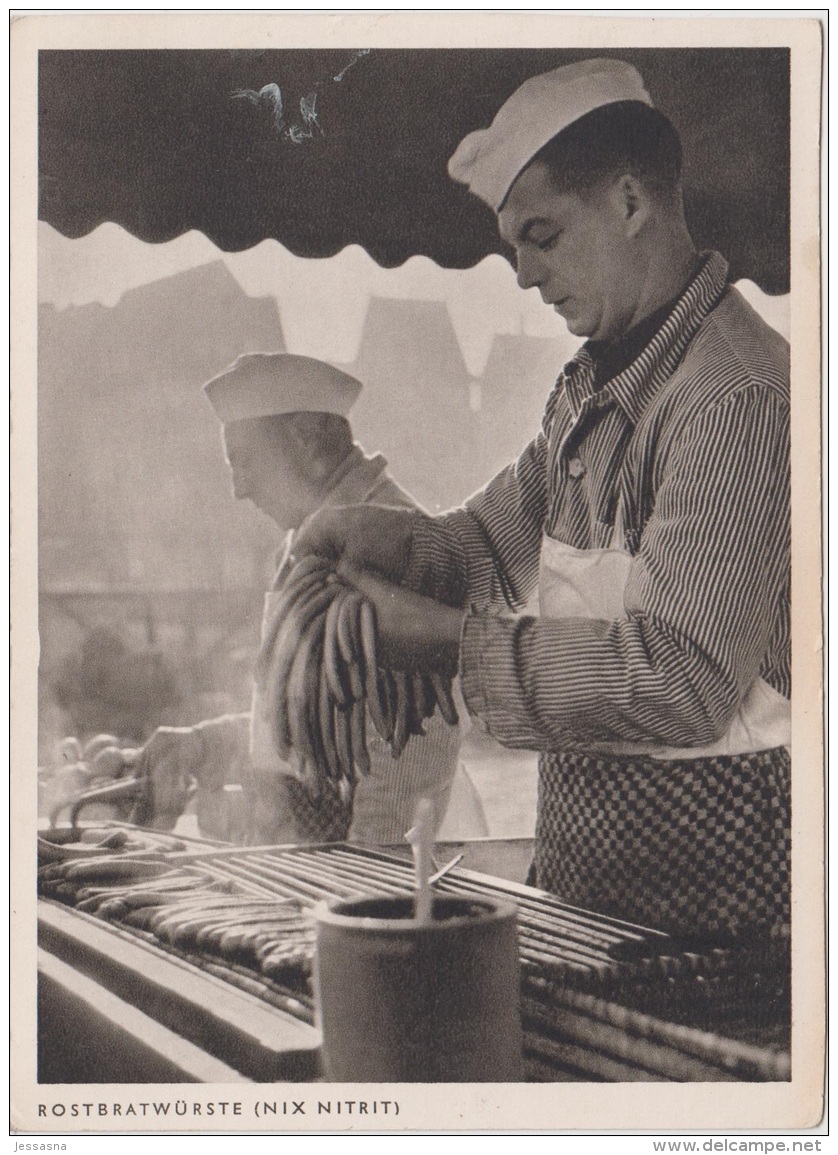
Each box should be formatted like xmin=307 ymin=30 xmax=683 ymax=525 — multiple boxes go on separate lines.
xmin=407 ymin=251 xmax=790 ymax=752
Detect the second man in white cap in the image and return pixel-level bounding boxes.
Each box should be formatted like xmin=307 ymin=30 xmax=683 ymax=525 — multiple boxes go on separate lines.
xmin=140 ymin=352 xmax=487 ymax=845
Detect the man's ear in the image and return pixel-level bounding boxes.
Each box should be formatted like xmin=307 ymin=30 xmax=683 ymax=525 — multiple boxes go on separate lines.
xmin=285 ymin=411 xmax=318 ymax=449
xmin=286 ymin=412 xmax=333 ymax=483
xmin=608 ymin=174 xmax=651 ymax=238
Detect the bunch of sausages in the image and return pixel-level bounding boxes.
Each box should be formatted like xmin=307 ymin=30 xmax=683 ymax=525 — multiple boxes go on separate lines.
xmin=258 ymin=555 xmax=459 ymax=800
xmin=38 ymin=851 xmax=315 ymax=982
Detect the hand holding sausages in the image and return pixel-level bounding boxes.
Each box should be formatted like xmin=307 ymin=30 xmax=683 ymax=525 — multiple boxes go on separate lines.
xmin=292 ymin=504 xmax=423 ymax=584
xmin=336 ymin=561 xmax=464 ymax=672
xmin=137 ymin=726 xmax=204 ymax=830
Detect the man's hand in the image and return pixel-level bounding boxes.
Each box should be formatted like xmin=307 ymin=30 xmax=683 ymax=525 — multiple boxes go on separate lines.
xmin=138 ymin=726 xmax=202 ymax=830
xmin=292 ymin=504 xmax=421 ymax=584
xmin=338 ymin=562 xmax=464 ymax=671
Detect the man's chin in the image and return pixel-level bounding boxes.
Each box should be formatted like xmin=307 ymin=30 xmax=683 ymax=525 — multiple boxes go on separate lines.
xmin=564 ymin=316 xmax=593 ymax=338
xmin=274 ymin=512 xmax=306 ymax=533
xmin=567 ymin=317 xmax=619 ymax=343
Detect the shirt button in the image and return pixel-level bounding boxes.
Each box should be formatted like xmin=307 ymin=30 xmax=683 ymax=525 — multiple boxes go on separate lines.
xmin=568 ymin=457 xmax=586 ymax=479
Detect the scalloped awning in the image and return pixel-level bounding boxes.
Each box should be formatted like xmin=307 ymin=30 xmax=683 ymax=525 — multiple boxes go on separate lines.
xmin=38 ymin=47 xmax=790 ymax=293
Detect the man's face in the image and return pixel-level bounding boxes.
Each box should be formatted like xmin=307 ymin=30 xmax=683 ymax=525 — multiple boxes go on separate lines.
xmin=498 ymin=161 xmax=646 ymax=343
xmin=222 ymin=418 xmax=319 ymax=531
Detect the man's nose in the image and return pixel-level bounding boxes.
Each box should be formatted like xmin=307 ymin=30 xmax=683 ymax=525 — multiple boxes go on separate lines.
xmin=516 ymin=249 xmax=544 ymax=291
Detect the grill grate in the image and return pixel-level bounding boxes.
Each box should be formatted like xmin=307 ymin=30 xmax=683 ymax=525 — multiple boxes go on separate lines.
xmin=38 ymin=839 xmax=791 ymax=1082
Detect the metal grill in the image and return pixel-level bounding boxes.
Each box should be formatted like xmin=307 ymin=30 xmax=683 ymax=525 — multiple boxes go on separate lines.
xmin=38 ymin=839 xmax=791 ymax=1083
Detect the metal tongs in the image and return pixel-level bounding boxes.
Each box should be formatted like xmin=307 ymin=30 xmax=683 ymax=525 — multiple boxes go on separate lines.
xmin=404 ymin=798 xmax=464 ymax=922
xmin=50 ymin=752 xmax=196 ymax=830
xmin=429 ymin=852 xmax=464 ymax=885
xmin=58 ymin=775 xmax=149 ymax=829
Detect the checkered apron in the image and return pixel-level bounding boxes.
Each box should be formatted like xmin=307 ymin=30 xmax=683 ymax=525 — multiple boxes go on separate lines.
xmin=276 ymin=775 xmax=352 ymax=843
xmin=535 ymin=523 xmax=791 ymax=941
xmin=533 ymin=746 xmax=790 ymax=939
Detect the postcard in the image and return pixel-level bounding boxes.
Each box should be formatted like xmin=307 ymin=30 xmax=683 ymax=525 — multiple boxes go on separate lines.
xmin=10 ymin=11 xmax=825 ymax=1138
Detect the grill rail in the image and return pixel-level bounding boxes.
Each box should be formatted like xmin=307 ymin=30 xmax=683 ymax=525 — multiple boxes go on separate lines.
xmin=38 ymin=837 xmax=791 ymax=1083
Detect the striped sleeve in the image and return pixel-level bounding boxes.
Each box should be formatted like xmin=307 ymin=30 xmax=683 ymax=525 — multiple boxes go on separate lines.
xmin=406 ymin=428 xmax=551 ymax=613
xmin=458 ymin=385 xmax=790 ymax=750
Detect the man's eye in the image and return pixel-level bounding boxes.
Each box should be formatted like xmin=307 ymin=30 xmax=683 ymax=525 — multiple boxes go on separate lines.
xmin=535 ymin=233 xmax=559 ymax=252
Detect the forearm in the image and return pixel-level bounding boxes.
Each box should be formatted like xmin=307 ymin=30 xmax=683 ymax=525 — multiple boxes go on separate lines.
xmin=459 ymin=612 xmax=741 ymax=750
xmin=336 ymin=560 xmax=464 ymax=670
xmin=400 ymin=514 xmax=470 ymax=607
xmin=377 ymin=597 xmax=464 ymax=673
xmin=405 ymin=498 xmax=539 ymax=614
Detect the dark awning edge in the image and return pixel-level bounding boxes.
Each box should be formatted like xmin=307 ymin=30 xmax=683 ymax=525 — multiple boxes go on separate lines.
xmin=38 ymin=47 xmax=791 ymax=295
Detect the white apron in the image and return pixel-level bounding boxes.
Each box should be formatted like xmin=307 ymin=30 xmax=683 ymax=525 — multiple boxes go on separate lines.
xmin=537 ymin=513 xmax=790 ymax=758
xmin=250 ymin=588 xmax=300 ymax=779
xmin=532 ymin=514 xmax=791 ymax=939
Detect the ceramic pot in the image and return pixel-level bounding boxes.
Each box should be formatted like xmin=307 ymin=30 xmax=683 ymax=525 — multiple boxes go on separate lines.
xmin=313 ymin=893 xmax=523 ymax=1082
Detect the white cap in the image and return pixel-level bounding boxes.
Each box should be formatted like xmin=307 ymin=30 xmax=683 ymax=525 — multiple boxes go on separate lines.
xmin=203 ymin=353 xmax=363 ymax=424
xmin=448 ymin=58 xmax=653 ymax=211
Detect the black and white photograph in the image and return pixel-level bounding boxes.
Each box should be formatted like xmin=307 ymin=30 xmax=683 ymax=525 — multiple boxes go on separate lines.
xmin=10 ymin=11 xmax=825 ymax=1136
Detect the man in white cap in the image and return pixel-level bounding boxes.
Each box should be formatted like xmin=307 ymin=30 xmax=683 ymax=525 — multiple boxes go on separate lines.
xmin=294 ymin=59 xmax=790 ymax=947
xmin=140 ymin=353 xmax=487 ymax=846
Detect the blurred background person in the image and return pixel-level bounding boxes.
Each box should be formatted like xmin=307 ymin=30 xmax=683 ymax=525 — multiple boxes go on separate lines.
xmin=52 ymin=625 xmax=181 ymax=745
xmin=140 ymin=353 xmax=488 ymax=845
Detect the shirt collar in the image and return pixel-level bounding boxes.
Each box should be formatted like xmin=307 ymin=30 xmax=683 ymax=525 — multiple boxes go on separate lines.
xmin=562 ymin=251 xmax=730 ymax=426
xmin=320 ymin=444 xmax=390 ymax=508
xmin=278 ymin=447 xmax=389 ymax=567
xmin=586 ymin=296 xmax=679 ymax=389
xmin=278 ymin=448 xmax=391 ymax=575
